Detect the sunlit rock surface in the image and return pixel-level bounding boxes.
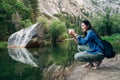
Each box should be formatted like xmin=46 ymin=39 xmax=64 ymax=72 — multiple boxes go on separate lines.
xmin=38 ymin=0 xmax=120 ymax=18
xmin=43 ymin=56 xmax=120 ymax=80
xmin=66 ymin=56 xmax=120 ymax=80
xmin=8 ymin=48 xmax=39 ymax=67
xmin=8 ymin=23 xmax=44 ymax=48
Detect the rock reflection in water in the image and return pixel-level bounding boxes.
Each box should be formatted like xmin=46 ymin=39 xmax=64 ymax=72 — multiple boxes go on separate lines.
xmin=8 ymin=48 xmax=39 ymax=67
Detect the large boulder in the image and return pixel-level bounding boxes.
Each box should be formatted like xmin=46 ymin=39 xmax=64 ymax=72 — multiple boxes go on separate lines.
xmin=8 ymin=23 xmax=44 ymax=48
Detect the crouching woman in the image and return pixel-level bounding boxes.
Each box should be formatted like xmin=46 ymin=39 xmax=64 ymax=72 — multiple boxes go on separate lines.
xmin=69 ymin=20 xmax=105 ymax=69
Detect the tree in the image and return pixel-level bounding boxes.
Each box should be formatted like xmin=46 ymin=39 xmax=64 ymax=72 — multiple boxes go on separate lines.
xmin=0 ymin=0 xmax=38 ymax=41
xmin=50 ymin=20 xmax=66 ymax=43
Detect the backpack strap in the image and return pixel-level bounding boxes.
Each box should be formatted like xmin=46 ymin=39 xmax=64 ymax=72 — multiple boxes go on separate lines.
xmin=93 ymin=31 xmax=104 ymax=50
xmin=93 ymin=39 xmax=104 ymax=51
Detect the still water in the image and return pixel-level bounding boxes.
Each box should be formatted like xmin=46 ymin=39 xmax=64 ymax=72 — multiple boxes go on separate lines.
xmin=0 ymin=40 xmax=78 ymax=80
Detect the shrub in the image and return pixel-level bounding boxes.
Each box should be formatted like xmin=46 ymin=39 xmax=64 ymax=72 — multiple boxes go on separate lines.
xmin=49 ymin=20 xmax=66 ymax=42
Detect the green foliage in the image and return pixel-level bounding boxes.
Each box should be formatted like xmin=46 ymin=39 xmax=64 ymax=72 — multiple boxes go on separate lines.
xmin=0 ymin=42 xmax=7 ymax=48
xmin=54 ymin=14 xmax=67 ymax=21
xmin=19 ymin=19 xmax=32 ymax=28
xmin=0 ymin=1 xmax=15 ymax=39
xmin=91 ymin=9 xmax=120 ymax=36
xmin=102 ymin=33 xmax=120 ymax=43
xmin=29 ymin=0 xmax=39 ymax=16
xmin=110 ymin=14 xmax=120 ymax=34
xmin=37 ymin=16 xmax=51 ymax=40
xmin=37 ymin=16 xmax=48 ymax=24
xmin=64 ymin=14 xmax=82 ymax=34
xmin=102 ymin=34 xmax=120 ymax=53
xmin=0 ymin=0 xmax=39 ymax=41
xmin=91 ymin=17 xmax=105 ymax=35
xmin=14 ymin=2 xmax=30 ymax=19
xmin=49 ymin=20 xmax=66 ymax=42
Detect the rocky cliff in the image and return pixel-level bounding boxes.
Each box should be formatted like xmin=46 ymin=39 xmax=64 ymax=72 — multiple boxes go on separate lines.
xmin=38 ymin=0 xmax=120 ymax=18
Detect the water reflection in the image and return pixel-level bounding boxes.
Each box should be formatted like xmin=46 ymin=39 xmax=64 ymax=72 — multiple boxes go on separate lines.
xmin=5 ymin=40 xmax=78 ymax=80
xmin=8 ymin=40 xmax=77 ymax=68
xmin=8 ymin=48 xmax=39 ymax=67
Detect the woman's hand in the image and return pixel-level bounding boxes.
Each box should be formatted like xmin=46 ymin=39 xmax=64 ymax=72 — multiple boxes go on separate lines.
xmin=68 ymin=29 xmax=77 ymax=37
xmin=68 ymin=29 xmax=78 ymax=43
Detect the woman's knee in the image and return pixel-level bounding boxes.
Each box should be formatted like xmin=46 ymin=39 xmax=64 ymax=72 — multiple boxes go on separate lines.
xmin=74 ymin=52 xmax=84 ymax=60
xmin=74 ymin=53 xmax=79 ymax=60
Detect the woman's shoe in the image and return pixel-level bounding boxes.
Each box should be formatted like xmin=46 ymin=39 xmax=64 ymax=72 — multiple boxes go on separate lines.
xmin=82 ymin=62 xmax=94 ymax=68
xmin=92 ymin=61 xmax=102 ymax=69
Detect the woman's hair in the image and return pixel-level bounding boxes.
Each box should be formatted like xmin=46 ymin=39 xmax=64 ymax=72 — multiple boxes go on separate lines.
xmin=82 ymin=20 xmax=92 ymax=36
xmin=82 ymin=20 xmax=101 ymax=39
xmin=82 ymin=20 xmax=92 ymax=30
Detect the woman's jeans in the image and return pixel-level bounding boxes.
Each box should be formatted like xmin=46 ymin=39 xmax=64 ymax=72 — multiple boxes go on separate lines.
xmin=74 ymin=45 xmax=104 ymax=64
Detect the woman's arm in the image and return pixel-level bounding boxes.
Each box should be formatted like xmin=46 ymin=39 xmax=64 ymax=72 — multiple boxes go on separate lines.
xmin=77 ymin=30 xmax=95 ymax=45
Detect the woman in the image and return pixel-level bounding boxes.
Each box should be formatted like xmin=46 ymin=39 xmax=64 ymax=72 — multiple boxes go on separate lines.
xmin=69 ymin=20 xmax=104 ymax=69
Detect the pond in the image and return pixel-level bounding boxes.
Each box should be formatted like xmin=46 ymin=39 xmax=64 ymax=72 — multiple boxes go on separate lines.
xmin=0 ymin=40 xmax=120 ymax=80
xmin=0 ymin=40 xmax=78 ymax=80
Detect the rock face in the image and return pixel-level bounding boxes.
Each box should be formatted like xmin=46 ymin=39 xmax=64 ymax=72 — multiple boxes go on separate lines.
xmin=66 ymin=56 xmax=120 ymax=80
xmin=8 ymin=23 xmax=44 ymax=48
xmin=38 ymin=0 xmax=120 ymax=18
xmin=43 ymin=55 xmax=120 ymax=80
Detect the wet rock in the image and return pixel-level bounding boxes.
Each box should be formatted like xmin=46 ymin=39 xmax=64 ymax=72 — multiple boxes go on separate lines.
xmin=43 ymin=64 xmax=66 ymax=80
xmin=7 ymin=23 xmax=44 ymax=48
